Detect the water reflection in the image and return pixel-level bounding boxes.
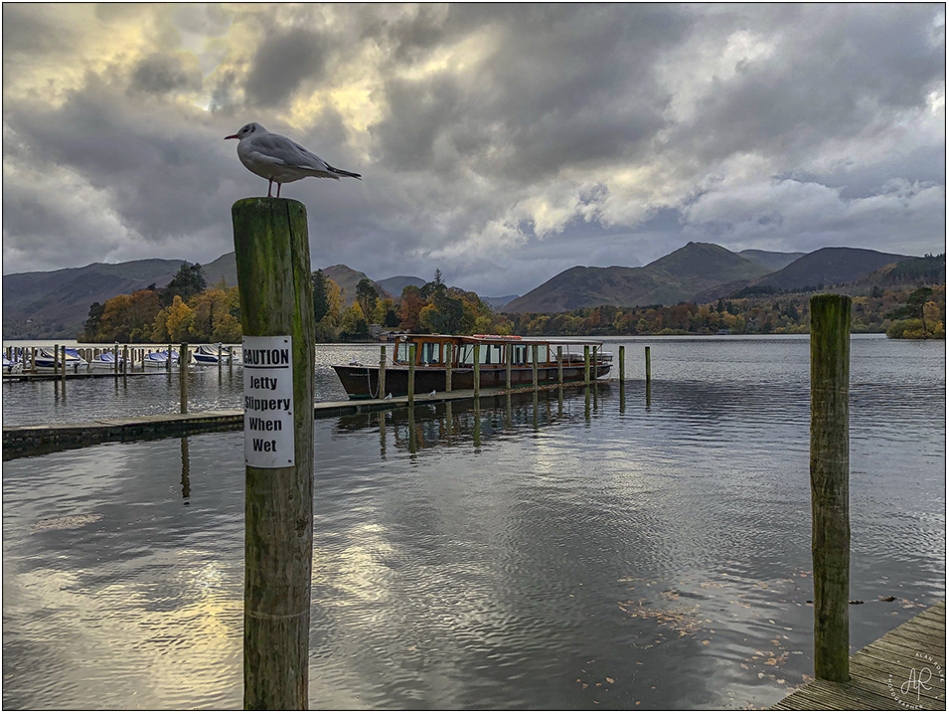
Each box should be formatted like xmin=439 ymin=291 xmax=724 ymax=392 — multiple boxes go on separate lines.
xmin=181 ymin=437 xmax=191 ymax=503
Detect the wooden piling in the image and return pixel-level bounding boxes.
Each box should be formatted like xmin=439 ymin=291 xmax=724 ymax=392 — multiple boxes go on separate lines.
xmin=619 ymin=345 xmax=625 ymax=382
xmin=378 ymin=345 xmax=387 ymax=398
xmin=445 ymin=343 xmax=453 ymax=392
xmin=532 ymin=344 xmax=539 ymax=390
xmin=809 ymin=294 xmax=852 ymax=683
xmin=408 ymin=344 xmax=416 ymax=403
xmin=473 ymin=344 xmax=481 ymax=398
xmin=645 ymin=345 xmax=651 ymax=384
xmin=60 ymin=346 xmax=67 ymax=386
xmin=505 ymin=344 xmax=512 ymax=390
xmin=167 ymin=343 xmax=173 ymax=373
xmin=232 ymin=197 xmax=315 ymax=710
xmin=557 ymin=346 xmax=563 ymax=385
xmin=179 ymin=343 xmax=188 ymax=414
xmin=584 ymin=345 xmax=590 ymax=385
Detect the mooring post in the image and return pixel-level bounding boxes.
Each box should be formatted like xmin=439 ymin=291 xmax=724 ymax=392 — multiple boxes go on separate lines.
xmin=645 ymin=345 xmax=651 ymax=384
xmin=531 ymin=344 xmax=539 ymax=390
xmin=179 ymin=343 xmax=188 ymax=413
xmin=505 ymin=344 xmax=512 ymax=390
xmin=619 ymin=345 xmax=625 ymax=382
xmin=584 ymin=345 xmax=590 ymax=385
xmin=445 ymin=343 xmax=453 ymax=392
xmin=60 ymin=345 xmax=67 ymax=385
xmin=592 ymin=345 xmax=598 ymax=381
xmin=378 ymin=345 xmax=387 ymax=399
xmin=167 ymin=343 xmax=173 ymax=373
xmin=123 ymin=344 xmax=130 ymax=375
xmin=557 ymin=346 xmax=563 ymax=385
xmin=53 ymin=344 xmax=58 ymax=375
xmin=408 ymin=344 xmax=416 ymax=403
xmin=232 ymin=197 xmax=315 ymax=710
xmin=473 ymin=344 xmax=481 ymax=398
xmin=810 ymin=294 xmax=852 ymax=683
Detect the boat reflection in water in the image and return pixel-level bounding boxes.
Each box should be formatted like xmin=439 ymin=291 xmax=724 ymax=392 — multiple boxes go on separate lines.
xmin=334 ymin=382 xmax=613 ymax=456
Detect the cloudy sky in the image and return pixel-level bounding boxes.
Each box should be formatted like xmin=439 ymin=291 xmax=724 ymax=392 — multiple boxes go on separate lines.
xmin=2 ymin=4 xmax=945 ymax=296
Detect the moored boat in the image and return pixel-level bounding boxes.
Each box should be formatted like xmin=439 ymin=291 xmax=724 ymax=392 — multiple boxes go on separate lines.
xmin=140 ymin=349 xmax=182 ymax=369
xmin=89 ymin=351 xmax=126 ymax=371
xmin=192 ymin=344 xmax=233 ymax=364
xmin=32 ymin=347 xmax=88 ymax=373
xmin=332 ymin=334 xmax=612 ymax=400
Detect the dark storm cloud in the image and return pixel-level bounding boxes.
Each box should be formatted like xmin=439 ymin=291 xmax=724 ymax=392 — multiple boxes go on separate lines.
xmin=244 ymin=28 xmax=326 ymax=106
xmin=130 ymin=53 xmax=203 ymax=95
xmin=1 ymin=4 xmax=78 ymax=55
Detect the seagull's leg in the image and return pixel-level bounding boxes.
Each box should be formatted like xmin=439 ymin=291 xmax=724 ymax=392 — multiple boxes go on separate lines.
xmin=267 ymin=179 xmax=273 ymax=198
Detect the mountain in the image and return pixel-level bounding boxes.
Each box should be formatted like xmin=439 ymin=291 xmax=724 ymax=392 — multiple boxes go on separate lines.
xmin=3 ymin=258 xmax=187 ymax=339
xmin=202 ymin=252 xmax=238 ymax=287
xmin=483 ymin=295 xmax=520 ymax=310
xmin=738 ymin=249 xmax=806 ymax=272
xmin=751 ymin=247 xmax=910 ymax=292
xmin=503 ymin=242 xmax=770 ymax=313
xmin=322 ymin=264 xmax=392 ymax=305
xmin=377 ymin=275 xmax=425 ymax=296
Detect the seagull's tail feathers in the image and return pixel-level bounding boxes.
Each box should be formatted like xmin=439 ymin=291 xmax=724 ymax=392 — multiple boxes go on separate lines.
xmin=327 ymin=164 xmax=362 ymax=180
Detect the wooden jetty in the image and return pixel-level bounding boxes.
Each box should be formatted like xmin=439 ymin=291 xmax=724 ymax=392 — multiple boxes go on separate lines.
xmin=772 ymin=601 xmax=946 ymax=710
xmin=2 ymin=382 xmax=598 ymax=460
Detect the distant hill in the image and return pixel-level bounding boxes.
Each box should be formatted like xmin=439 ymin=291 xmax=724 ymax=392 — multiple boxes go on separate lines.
xmin=738 ymin=249 xmax=806 ymax=272
xmin=322 ymin=264 xmax=392 ymax=305
xmin=483 ymin=295 xmax=520 ymax=310
xmin=3 ymin=258 xmax=186 ymax=339
xmin=202 ymin=252 xmax=238 ymax=287
xmin=851 ymin=254 xmax=946 ymax=289
xmin=503 ymin=242 xmax=770 ymax=313
xmin=751 ymin=247 xmax=910 ymax=292
xmin=377 ymin=275 xmax=425 ymax=296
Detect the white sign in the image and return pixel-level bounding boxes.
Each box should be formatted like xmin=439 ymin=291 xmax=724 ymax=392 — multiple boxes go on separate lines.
xmin=243 ymin=335 xmax=294 ymax=468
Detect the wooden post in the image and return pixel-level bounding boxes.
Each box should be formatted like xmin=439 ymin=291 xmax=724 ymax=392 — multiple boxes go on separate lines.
xmin=584 ymin=345 xmax=590 ymax=385
xmin=218 ymin=343 xmax=223 ymax=373
xmin=232 ymin=197 xmax=315 ymax=710
xmin=810 ymin=294 xmax=852 ymax=683
xmin=60 ymin=345 xmax=67 ymax=386
xmin=378 ymin=345 xmax=387 ymax=399
xmin=505 ymin=343 xmax=512 ymax=390
xmin=123 ymin=345 xmax=129 ymax=378
xmin=53 ymin=344 xmax=58 ymax=375
xmin=179 ymin=343 xmax=188 ymax=413
xmin=31 ymin=346 xmax=37 ymax=373
xmin=113 ymin=344 xmax=119 ymax=377
xmin=557 ymin=346 xmax=563 ymax=385
xmin=592 ymin=345 xmax=598 ymax=383
xmin=645 ymin=345 xmax=651 ymax=385
xmin=619 ymin=345 xmax=625 ymax=382
xmin=408 ymin=344 xmax=416 ymax=403
xmin=531 ymin=344 xmax=538 ymax=390
xmin=168 ymin=343 xmax=173 ymax=373
xmin=473 ymin=344 xmax=480 ymax=398
xmin=445 ymin=343 xmax=453 ymax=392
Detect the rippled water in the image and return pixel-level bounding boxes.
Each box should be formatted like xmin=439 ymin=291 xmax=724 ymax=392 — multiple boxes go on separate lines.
xmin=2 ymin=335 xmax=945 ymax=709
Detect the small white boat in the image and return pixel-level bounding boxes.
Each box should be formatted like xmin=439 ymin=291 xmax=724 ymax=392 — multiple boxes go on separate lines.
xmin=140 ymin=349 xmax=182 ymax=369
xmin=193 ymin=344 xmax=233 ymax=364
xmin=89 ymin=351 xmax=126 ymax=371
xmin=32 ymin=347 xmax=88 ymax=373
xmin=3 ymin=354 xmax=23 ymax=374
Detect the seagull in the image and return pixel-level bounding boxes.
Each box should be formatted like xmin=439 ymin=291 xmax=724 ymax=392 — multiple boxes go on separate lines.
xmin=383 ymin=393 xmax=393 ymax=400
xmin=225 ymin=122 xmax=362 ymax=198
xmin=428 ymin=390 xmax=437 ymax=397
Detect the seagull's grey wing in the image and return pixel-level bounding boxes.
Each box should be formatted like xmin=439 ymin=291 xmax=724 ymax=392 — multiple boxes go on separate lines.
xmin=251 ymin=134 xmax=332 ymax=172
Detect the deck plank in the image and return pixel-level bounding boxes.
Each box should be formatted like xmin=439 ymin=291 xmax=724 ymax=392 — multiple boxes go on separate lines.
xmin=771 ymin=601 xmax=946 ymax=710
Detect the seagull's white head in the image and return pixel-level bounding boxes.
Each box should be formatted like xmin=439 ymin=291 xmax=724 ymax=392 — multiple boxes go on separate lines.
xmin=224 ymin=122 xmax=267 ymax=141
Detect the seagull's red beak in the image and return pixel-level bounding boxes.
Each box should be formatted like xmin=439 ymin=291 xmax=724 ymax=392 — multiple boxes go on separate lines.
xmin=224 ymin=134 xmax=239 ymax=140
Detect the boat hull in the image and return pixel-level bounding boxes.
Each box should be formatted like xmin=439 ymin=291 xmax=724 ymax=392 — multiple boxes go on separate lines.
xmin=333 ymin=363 xmax=611 ymax=399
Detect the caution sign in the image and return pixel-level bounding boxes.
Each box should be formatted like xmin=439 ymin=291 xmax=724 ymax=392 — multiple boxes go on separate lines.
xmin=243 ymin=335 xmax=294 ymax=468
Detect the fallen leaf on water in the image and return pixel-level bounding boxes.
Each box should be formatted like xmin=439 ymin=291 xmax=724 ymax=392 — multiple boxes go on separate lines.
xmin=740 ymin=663 xmax=749 ymax=670
xmin=606 ymin=677 xmax=615 ymax=684
xmin=701 ymin=640 xmax=711 ymax=645
xmin=757 ymin=673 xmax=765 ymax=679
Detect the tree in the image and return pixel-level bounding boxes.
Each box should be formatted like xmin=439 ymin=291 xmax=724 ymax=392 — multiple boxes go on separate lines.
xmin=399 ymin=285 xmax=426 ymax=332
xmin=164 ymin=262 xmax=207 ymax=304
xmin=312 ymin=270 xmax=330 ymax=323
xmin=81 ymin=302 xmax=105 ymax=341
xmin=355 ymin=278 xmax=379 ymax=323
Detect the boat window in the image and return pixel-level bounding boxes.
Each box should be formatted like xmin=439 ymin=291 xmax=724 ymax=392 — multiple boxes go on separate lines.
xmin=482 ymin=344 xmax=502 ymax=364
xmin=457 ymin=344 xmax=474 ymax=365
xmin=513 ymin=344 xmax=528 ymax=365
xmin=420 ymin=342 xmax=441 ymax=365
xmin=396 ymin=342 xmax=412 ymax=364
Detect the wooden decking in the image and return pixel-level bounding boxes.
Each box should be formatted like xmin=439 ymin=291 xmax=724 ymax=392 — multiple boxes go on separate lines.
xmin=772 ymin=601 xmax=946 ymax=710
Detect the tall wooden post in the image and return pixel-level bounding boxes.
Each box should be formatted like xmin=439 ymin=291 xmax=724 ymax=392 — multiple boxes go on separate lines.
xmin=168 ymin=343 xmax=173 ymax=373
xmin=408 ymin=344 xmax=416 ymax=403
xmin=557 ymin=346 xmax=563 ymax=385
xmin=810 ymin=294 xmax=852 ymax=683
xmin=53 ymin=344 xmax=58 ymax=375
xmin=619 ymin=345 xmax=625 ymax=382
xmin=179 ymin=343 xmax=188 ymax=413
xmin=645 ymin=345 xmax=651 ymax=384
xmin=232 ymin=197 xmax=315 ymax=710
xmin=592 ymin=345 xmax=598 ymax=382
xmin=473 ymin=344 xmax=481 ymax=398
xmin=60 ymin=345 xmax=67 ymax=386
xmin=531 ymin=344 xmax=539 ymax=390
xmin=505 ymin=344 xmax=512 ymax=390
xmin=113 ymin=344 xmax=119 ymax=377
xmin=445 ymin=344 xmax=453 ymax=392
xmin=584 ymin=345 xmax=590 ymax=385
xmin=378 ymin=345 xmax=387 ymax=399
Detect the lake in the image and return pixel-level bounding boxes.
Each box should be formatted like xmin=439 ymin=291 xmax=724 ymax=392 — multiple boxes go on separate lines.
xmin=2 ymin=335 xmax=945 ymax=709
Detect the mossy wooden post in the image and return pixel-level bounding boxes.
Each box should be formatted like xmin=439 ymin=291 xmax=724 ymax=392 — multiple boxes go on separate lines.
xmin=473 ymin=344 xmax=481 ymax=398
xmin=167 ymin=343 xmax=173 ymax=373
xmin=378 ymin=346 xmax=387 ymax=399
xmin=179 ymin=343 xmax=188 ymax=413
xmin=557 ymin=346 xmax=563 ymax=385
xmin=619 ymin=345 xmax=625 ymax=382
xmin=232 ymin=197 xmax=315 ymax=710
xmin=584 ymin=345 xmax=590 ymax=385
xmin=123 ymin=344 xmax=130 ymax=377
xmin=60 ymin=345 xmax=67 ymax=385
xmin=530 ymin=344 xmax=538 ymax=390
xmin=53 ymin=344 xmax=58 ymax=376
xmin=505 ymin=344 xmax=512 ymax=390
xmin=810 ymin=294 xmax=852 ymax=683
xmin=445 ymin=344 xmax=453 ymax=392
xmin=408 ymin=344 xmax=416 ymax=403
xmin=645 ymin=345 xmax=651 ymax=384
xmin=592 ymin=345 xmax=598 ymax=381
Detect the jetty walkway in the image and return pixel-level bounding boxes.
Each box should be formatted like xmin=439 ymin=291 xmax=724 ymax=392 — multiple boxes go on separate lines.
xmin=2 ymin=383 xmax=584 ymax=460
xmin=772 ymin=601 xmax=946 ymax=710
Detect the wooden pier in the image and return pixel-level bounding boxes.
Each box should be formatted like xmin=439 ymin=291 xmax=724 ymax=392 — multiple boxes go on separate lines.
xmin=772 ymin=601 xmax=946 ymax=710
xmin=2 ymin=383 xmax=596 ymax=460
